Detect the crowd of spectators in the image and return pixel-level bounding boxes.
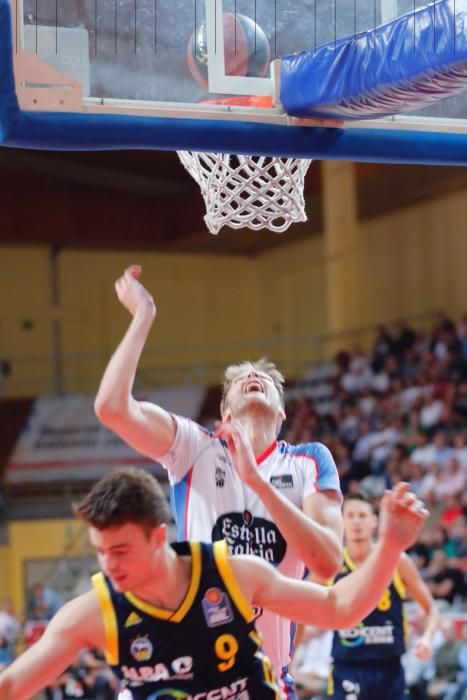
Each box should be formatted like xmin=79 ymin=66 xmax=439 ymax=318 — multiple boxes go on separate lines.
xmin=284 ymin=311 xmax=466 ymax=699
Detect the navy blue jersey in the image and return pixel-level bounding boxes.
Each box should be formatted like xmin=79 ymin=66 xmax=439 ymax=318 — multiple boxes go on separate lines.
xmin=92 ymin=540 xmax=281 ymax=700
xmin=331 ymin=548 xmax=408 ymax=662
xmin=327 ymin=657 xmax=408 ymax=699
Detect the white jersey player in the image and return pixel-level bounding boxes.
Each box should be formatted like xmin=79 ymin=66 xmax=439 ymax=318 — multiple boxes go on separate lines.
xmin=94 ymin=265 xmax=344 ymax=697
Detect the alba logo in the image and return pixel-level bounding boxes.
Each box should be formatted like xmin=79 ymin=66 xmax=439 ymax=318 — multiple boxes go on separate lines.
xmin=130 ymin=635 xmax=153 ymax=661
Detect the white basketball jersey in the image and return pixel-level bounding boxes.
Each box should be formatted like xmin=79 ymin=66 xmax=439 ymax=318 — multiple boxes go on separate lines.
xmin=160 ymin=415 xmax=341 ymax=683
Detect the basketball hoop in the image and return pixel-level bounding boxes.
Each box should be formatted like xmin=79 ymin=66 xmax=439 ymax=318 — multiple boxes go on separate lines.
xmin=177 ymin=97 xmax=312 ymax=235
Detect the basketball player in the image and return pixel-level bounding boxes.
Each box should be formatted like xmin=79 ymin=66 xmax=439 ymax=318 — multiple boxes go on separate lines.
xmin=325 ymin=493 xmax=440 ymax=700
xmin=0 ymin=458 xmax=427 ymax=700
xmin=94 ymin=264 xmax=344 ymax=692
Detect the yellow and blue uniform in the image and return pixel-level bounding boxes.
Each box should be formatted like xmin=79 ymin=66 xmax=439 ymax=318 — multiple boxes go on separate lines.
xmin=92 ymin=540 xmax=281 ymax=700
xmin=327 ymin=548 xmax=409 ymax=700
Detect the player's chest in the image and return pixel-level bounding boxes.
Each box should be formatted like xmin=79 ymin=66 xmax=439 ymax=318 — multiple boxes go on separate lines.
xmin=195 ymin=449 xmax=304 ymax=507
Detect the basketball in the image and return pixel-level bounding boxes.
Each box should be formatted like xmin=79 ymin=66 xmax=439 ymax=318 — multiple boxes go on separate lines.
xmin=187 ymin=13 xmax=271 ymax=90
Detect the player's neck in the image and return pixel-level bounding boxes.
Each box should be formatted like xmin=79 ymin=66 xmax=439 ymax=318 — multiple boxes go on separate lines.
xmin=346 ymin=540 xmax=374 ymax=566
xmin=236 ymin=414 xmax=277 ymax=458
xmin=129 ymin=547 xmax=191 ymax=611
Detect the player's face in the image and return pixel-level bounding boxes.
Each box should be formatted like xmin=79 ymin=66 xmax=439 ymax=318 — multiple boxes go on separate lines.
xmin=90 ymin=522 xmax=160 ymax=592
xmin=223 ymin=369 xmax=284 ymax=423
xmin=343 ymin=500 xmax=377 ymax=544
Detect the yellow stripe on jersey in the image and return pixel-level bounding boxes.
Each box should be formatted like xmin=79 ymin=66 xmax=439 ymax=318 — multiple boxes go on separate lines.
xmin=91 ymin=572 xmax=119 ymax=665
xmin=125 ymin=541 xmax=201 ymax=622
xmin=403 ymin=608 xmax=410 ymax=646
xmin=344 ymin=547 xmax=406 ymax=598
xmin=171 ymin=541 xmax=202 ymax=622
xmin=213 ymin=540 xmax=255 ymax=623
xmin=327 ymin=664 xmax=334 ymax=696
xmin=249 ymin=633 xmax=280 ymax=699
xmin=393 ymin=568 xmax=406 ymax=599
xmin=343 ymin=548 xmax=356 ymax=571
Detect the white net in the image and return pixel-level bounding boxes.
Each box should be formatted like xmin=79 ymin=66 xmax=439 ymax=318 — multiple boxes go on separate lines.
xmin=177 ymin=151 xmax=312 ymax=235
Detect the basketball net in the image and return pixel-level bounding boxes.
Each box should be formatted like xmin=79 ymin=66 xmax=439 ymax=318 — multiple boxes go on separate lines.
xmin=177 ymin=98 xmax=312 ymax=235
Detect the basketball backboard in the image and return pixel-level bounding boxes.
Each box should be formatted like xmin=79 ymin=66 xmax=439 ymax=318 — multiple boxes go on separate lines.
xmin=3 ymin=0 xmax=467 ymax=162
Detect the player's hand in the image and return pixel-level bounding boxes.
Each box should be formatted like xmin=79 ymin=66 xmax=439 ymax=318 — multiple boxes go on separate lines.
xmin=379 ymin=482 xmax=428 ymax=552
xmin=413 ymin=636 xmax=433 ymax=661
xmin=115 ymin=265 xmax=156 ymax=319
xmin=213 ymin=421 xmax=265 ymax=490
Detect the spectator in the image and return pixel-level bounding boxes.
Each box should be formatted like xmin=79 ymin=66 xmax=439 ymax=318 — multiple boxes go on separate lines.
xmin=452 ymin=432 xmax=467 ymax=469
xmin=80 ymin=647 xmax=117 ymax=700
xmin=371 ymin=325 xmax=394 ymax=373
xmin=393 ymin=319 xmax=417 ymax=357
xmin=0 ymin=599 xmax=20 ymax=658
xmin=426 ymin=620 xmax=463 ymax=699
xmin=290 ymin=626 xmax=333 ymax=700
xmin=0 ymin=634 xmax=13 ymax=672
xmin=27 ymin=583 xmax=63 ymax=621
xmin=437 ymin=459 xmax=465 ymax=500
xmin=425 ymin=551 xmax=465 ymax=607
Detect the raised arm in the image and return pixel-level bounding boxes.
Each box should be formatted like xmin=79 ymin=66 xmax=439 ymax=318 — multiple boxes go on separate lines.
xmin=399 ymin=552 xmax=440 ymax=660
xmin=0 ymin=592 xmax=102 ymax=700
xmin=94 ymin=265 xmax=176 ymax=460
xmin=214 ymin=421 xmax=343 ymax=578
xmin=232 ymin=484 xmax=427 ymax=630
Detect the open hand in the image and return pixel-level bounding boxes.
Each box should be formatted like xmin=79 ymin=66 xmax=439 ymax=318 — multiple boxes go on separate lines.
xmin=213 ymin=421 xmax=265 ymax=490
xmin=413 ymin=636 xmax=433 ymax=661
xmin=379 ymin=482 xmax=428 ymax=552
xmin=115 ymin=265 xmax=156 ymax=319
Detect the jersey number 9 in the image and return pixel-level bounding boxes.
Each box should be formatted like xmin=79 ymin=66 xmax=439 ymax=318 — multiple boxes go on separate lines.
xmin=215 ymin=634 xmax=239 ymax=672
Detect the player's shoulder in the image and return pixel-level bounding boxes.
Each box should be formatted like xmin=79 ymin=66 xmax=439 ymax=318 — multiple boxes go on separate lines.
xmin=282 ymin=440 xmax=335 ymax=464
xmin=176 ymin=414 xmax=213 ymax=438
xmin=397 ymin=551 xmax=417 ymax=578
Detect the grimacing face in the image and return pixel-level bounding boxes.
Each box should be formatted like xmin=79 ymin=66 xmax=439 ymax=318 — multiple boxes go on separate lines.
xmin=89 ymin=522 xmax=162 ymax=593
xmin=222 ymin=369 xmax=285 ymax=424
xmin=343 ymin=499 xmax=378 ymax=545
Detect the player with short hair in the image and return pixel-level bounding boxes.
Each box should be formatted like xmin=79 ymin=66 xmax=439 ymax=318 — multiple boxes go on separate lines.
xmin=94 ymin=265 xmax=344 ymax=692
xmin=325 ymin=492 xmax=440 ymax=700
xmin=0 ymin=444 xmax=427 ymax=700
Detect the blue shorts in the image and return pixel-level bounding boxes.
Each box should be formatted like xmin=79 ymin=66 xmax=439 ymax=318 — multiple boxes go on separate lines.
xmin=327 ymin=658 xmax=408 ymax=700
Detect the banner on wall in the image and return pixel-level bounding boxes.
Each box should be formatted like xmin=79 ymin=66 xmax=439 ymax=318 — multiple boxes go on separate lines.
xmin=6 ymin=387 xmax=204 ymax=483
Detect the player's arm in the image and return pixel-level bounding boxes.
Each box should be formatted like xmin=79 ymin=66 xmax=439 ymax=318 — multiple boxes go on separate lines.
xmin=232 ymin=484 xmax=427 ymax=630
xmin=0 ymin=591 xmax=103 ymax=700
xmin=399 ymin=552 xmax=440 ymax=660
xmin=214 ymin=422 xmax=343 ymax=578
xmin=300 ymin=489 xmax=343 ymax=578
xmin=291 ymin=572 xmax=330 ymax=667
xmin=94 ymin=265 xmax=176 ymax=460
xmin=236 ymin=486 xmax=342 ymax=579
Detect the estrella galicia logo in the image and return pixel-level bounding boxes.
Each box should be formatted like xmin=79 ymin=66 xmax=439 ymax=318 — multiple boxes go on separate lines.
xmin=201 ymin=587 xmax=234 ymax=627
xmin=243 ymin=510 xmax=253 ymax=526
xmin=270 ymin=474 xmax=293 ymax=489
xmin=212 ymin=512 xmax=286 ymax=563
xmin=130 ymin=635 xmax=154 ymax=661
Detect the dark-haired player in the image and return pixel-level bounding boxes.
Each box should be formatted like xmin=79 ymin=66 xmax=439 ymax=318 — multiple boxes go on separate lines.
xmin=326 ymin=492 xmax=439 ymax=700
xmin=0 ymin=428 xmax=428 ymax=700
